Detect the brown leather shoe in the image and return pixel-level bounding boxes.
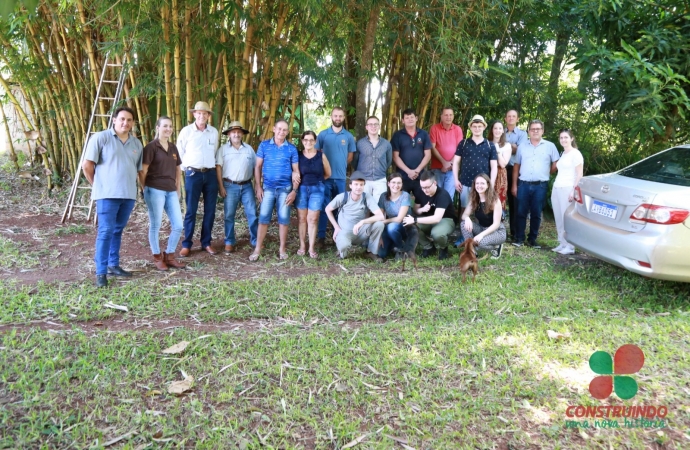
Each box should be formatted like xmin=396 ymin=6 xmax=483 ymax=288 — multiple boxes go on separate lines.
xmin=224 ymin=244 xmax=235 ymax=254
xmin=179 ymin=247 xmax=191 ymax=257
xmin=152 ymin=253 xmax=169 ymax=271
xmin=164 ymin=252 xmax=186 ymax=269
xmin=204 ymin=245 xmax=217 ymax=255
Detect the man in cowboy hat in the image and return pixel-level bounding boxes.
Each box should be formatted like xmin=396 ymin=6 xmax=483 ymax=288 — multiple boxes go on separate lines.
xmin=452 ymin=114 xmax=498 ymax=209
xmin=177 ymin=101 xmax=220 ymax=256
xmin=215 ymin=121 xmax=258 ymax=254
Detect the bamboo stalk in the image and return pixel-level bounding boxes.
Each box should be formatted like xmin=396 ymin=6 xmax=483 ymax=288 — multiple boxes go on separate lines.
xmin=161 ymin=5 xmax=175 ymax=123
xmin=0 ymin=105 xmax=19 ymax=170
xmin=172 ymin=0 xmax=182 ymax=131
xmin=185 ymin=2 xmax=193 ymax=123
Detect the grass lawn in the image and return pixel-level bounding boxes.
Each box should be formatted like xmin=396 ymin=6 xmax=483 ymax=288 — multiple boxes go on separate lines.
xmin=1 ymin=242 xmax=689 ymax=449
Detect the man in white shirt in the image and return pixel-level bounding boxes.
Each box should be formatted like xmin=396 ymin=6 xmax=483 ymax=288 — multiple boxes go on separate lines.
xmin=215 ymin=121 xmax=257 ymax=254
xmin=177 ymin=101 xmax=220 ymax=257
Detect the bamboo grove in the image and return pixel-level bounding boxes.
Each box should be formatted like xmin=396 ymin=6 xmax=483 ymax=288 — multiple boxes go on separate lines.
xmin=2 ymin=0 xmax=689 ymax=186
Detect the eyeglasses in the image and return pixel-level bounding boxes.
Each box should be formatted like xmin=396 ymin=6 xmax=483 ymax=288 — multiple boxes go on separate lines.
xmin=420 ymin=183 xmax=435 ymax=190
xmin=367 ymin=123 xmax=380 ymax=128
xmin=302 ymin=138 xmax=315 ymax=142
xmin=529 ymin=128 xmax=543 ymax=132
xmin=411 ymin=138 xmax=416 ymax=148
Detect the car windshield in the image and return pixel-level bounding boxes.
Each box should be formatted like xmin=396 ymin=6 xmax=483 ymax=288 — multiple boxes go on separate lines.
xmin=618 ymin=147 xmax=690 ymax=187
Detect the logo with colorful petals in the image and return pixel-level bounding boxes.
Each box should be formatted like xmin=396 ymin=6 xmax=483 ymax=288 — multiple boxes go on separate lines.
xmin=589 ymin=344 xmax=645 ymax=400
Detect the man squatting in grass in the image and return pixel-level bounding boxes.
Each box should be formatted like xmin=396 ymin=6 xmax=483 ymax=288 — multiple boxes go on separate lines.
xmin=325 ymin=171 xmax=385 ymax=262
xmin=82 ymin=106 xmax=143 ymax=288
xmin=403 ymin=170 xmax=456 ymax=260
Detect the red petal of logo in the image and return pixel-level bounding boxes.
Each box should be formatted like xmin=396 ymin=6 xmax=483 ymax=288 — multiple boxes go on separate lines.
xmin=589 ymin=375 xmax=613 ymax=399
xmin=614 ymin=344 xmax=644 ymax=374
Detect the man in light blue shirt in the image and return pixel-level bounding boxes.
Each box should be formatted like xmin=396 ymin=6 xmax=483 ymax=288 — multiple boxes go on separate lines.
xmin=315 ymin=107 xmax=356 ymax=248
xmin=511 ymin=119 xmax=559 ymax=248
xmin=82 ymin=106 xmax=143 ymax=288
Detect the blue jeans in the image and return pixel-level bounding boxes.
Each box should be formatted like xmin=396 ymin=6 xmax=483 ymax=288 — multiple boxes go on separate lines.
xmin=183 ymin=168 xmax=218 ymax=249
xmin=378 ymin=222 xmax=407 ymax=258
xmin=515 ymin=180 xmax=548 ymax=243
xmin=318 ymin=178 xmax=346 ymax=239
xmin=223 ymin=181 xmax=258 ymax=246
xmin=144 ymin=187 xmax=184 ymax=254
xmin=433 ymin=169 xmax=457 ymax=202
xmin=259 ymin=186 xmax=293 ymax=226
xmin=297 ymin=182 xmax=325 ymax=211
xmin=95 ymin=199 xmax=135 ymax=275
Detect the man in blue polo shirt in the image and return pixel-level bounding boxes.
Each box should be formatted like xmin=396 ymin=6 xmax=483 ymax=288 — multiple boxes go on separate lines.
xmin=504 ymin=109 xmax=528 ymax=241
xmin=316 ymin=107 xmax=356 ymax=249
xmin=249 ymin=119 xmax=300 ymax=261
xmin=391 ymin=108 xmax=432 ymax=194
xmin=511 ymin=119 xmax=559 ymax=248
xmin=82 ymin=106 xmax=143 ymax=288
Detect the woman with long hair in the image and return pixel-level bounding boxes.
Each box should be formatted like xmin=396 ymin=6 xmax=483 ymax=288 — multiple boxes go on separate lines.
xmin=377 ymin=172 xmax=417 ymax=259
xmin=487 ymin=120 xmax=512 ymax=210
xmin=551 ymin=129 xmax=584 ymax=255
xmin=459 ymin=173 xmax=507 ymax=258
xmin=296 ymin=130 xmax=331 ymax=258
xmin=139 ymin=116 xmax=186 ymax=270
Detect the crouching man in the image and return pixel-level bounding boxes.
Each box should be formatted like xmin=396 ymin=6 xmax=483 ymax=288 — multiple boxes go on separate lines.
xmin=325 ymin=171 xmax=385 ymax=262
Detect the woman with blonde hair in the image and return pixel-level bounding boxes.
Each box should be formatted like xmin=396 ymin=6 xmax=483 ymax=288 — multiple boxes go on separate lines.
xmin=139 ymin=116 xmax=186 ymax=270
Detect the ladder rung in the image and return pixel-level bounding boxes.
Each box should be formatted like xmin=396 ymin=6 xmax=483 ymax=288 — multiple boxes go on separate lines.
xmin=77 ymin=186 xmax=92 ymax=189
xmin=99 ymin=97 xmax=116 ymax=101
xmin=103 ymin=80 xmax=119 ymax=83
xmin=94 ymin=114 xmax=110 ymax=117
xmin=72 ymin=205 xmax=90 ymax=208
xmin=107 ymin=64 xmax=123 ymax=67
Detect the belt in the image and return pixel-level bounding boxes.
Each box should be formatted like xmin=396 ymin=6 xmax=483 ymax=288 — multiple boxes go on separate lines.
xmin=223 ymin=178 xmax=251 ymax=185
xmin=189 ymin=167 xmax=213 ymax=172
xmin=520 ymin=180 xmax=545 ymax=185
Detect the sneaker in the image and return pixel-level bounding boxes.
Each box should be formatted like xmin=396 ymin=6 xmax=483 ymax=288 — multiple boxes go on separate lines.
xmin=552 ymin=244 xmax=565 ymax=253
xmin=365 ymin=252 xmax=383 ymax=263
xmin=454 ymin=236 xmax=465 ymax=248
xmin=491 ymin=244 xmax=503 ymax=259
xmin=421 ymin=247 xmax=437 ymax=258
xmin=95 ymin=274 xmax=108 ymax=288
xmin=511 ymin=242 xmax=523 ymax=248
xmin=438 ymin=247 xmax=449 ymax=260
xmin=107 ymin=265 xmax=132 ymax=277
xmin=557 ymin=246 xmax=575 ymax=255
xmin=526 ymin=240 xmax=541 ymax=249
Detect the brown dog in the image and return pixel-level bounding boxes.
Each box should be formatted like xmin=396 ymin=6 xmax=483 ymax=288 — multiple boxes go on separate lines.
xmin=459 ymin=239 xmax=478 ymax=282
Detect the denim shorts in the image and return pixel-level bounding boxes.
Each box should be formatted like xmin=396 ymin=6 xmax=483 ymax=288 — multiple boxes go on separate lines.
xmin=296 ymin=182 xmax=325 ymax=211
xmin=259 ymin=185 xmax=293 ymax=226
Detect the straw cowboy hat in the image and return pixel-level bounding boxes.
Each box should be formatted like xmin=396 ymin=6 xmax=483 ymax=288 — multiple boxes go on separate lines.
xmin=222 ymin=121 xmax=249 ymax=135
xmin=189 ymin=101 xmax=213 ymax=113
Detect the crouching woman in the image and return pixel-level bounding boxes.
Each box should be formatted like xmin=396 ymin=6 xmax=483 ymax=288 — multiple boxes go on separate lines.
xmin=460 ymin=173 xmax=506 ymax=259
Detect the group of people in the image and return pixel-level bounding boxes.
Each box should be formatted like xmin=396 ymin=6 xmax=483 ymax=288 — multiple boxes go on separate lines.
xmin=83 ymin=102 xmax=584 ymax=287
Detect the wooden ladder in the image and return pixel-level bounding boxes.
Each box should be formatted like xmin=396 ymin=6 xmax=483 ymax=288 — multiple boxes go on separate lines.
xmin=61 ymin=53 xmax=129 ymax=223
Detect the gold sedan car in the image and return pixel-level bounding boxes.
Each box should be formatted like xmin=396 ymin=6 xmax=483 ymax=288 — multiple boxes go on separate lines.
xmin=564 ymin=146 xmax=690 ymax=282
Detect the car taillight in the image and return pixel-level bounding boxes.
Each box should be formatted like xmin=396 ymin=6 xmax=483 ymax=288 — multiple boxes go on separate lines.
xmin=573 ymin=186 xmax=583 ymax=204
xmin=629 ymin=204 xmax=690 ymax=225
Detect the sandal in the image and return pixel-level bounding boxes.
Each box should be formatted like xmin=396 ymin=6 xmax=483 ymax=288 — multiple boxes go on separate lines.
xmin=309 ymin=250 xmax=318 ymax=259
xmin=248 ymin=253 xmax=260 ymax=261
xmin=296 ymin=249 xmax=306 ymax=256
xmin=279 ymin=253 xmax=289 ymax=260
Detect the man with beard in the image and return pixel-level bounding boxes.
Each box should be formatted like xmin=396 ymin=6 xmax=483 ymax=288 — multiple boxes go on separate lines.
xmin=315 ymin=107 xmax=356 ymax=249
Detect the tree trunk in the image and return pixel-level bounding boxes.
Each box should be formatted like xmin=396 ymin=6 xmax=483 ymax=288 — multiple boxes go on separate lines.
xmin=544 ymin=29 xmax=570 ymax=133
xmin=355 ymin=2 xmax=381 ymax=140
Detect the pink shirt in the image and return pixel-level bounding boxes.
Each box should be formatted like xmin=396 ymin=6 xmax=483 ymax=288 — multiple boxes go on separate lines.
xmin=429 ymin=123 xmax=464 ymax=169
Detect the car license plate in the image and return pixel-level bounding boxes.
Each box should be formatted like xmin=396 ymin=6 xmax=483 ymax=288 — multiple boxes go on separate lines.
xmin=592 ymin=200 xmax=618 ymax=219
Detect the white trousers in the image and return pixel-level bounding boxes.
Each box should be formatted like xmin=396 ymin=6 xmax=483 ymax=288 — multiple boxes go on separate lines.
xmin=551 ymin=186 xmax=573 ymax=248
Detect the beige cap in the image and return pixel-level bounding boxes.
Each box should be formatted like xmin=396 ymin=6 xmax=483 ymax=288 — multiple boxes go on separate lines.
xmin=469 ymin=114 xmax=487 ymax=127
xmin=189 ymin=101 xmax=213 ymax=113
xmin=222 ymin=121 xmax=249 ymax=135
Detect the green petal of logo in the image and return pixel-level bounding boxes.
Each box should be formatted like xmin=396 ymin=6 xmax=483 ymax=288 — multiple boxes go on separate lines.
xmin=589 ymin=345 xmax=644 ymax=400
